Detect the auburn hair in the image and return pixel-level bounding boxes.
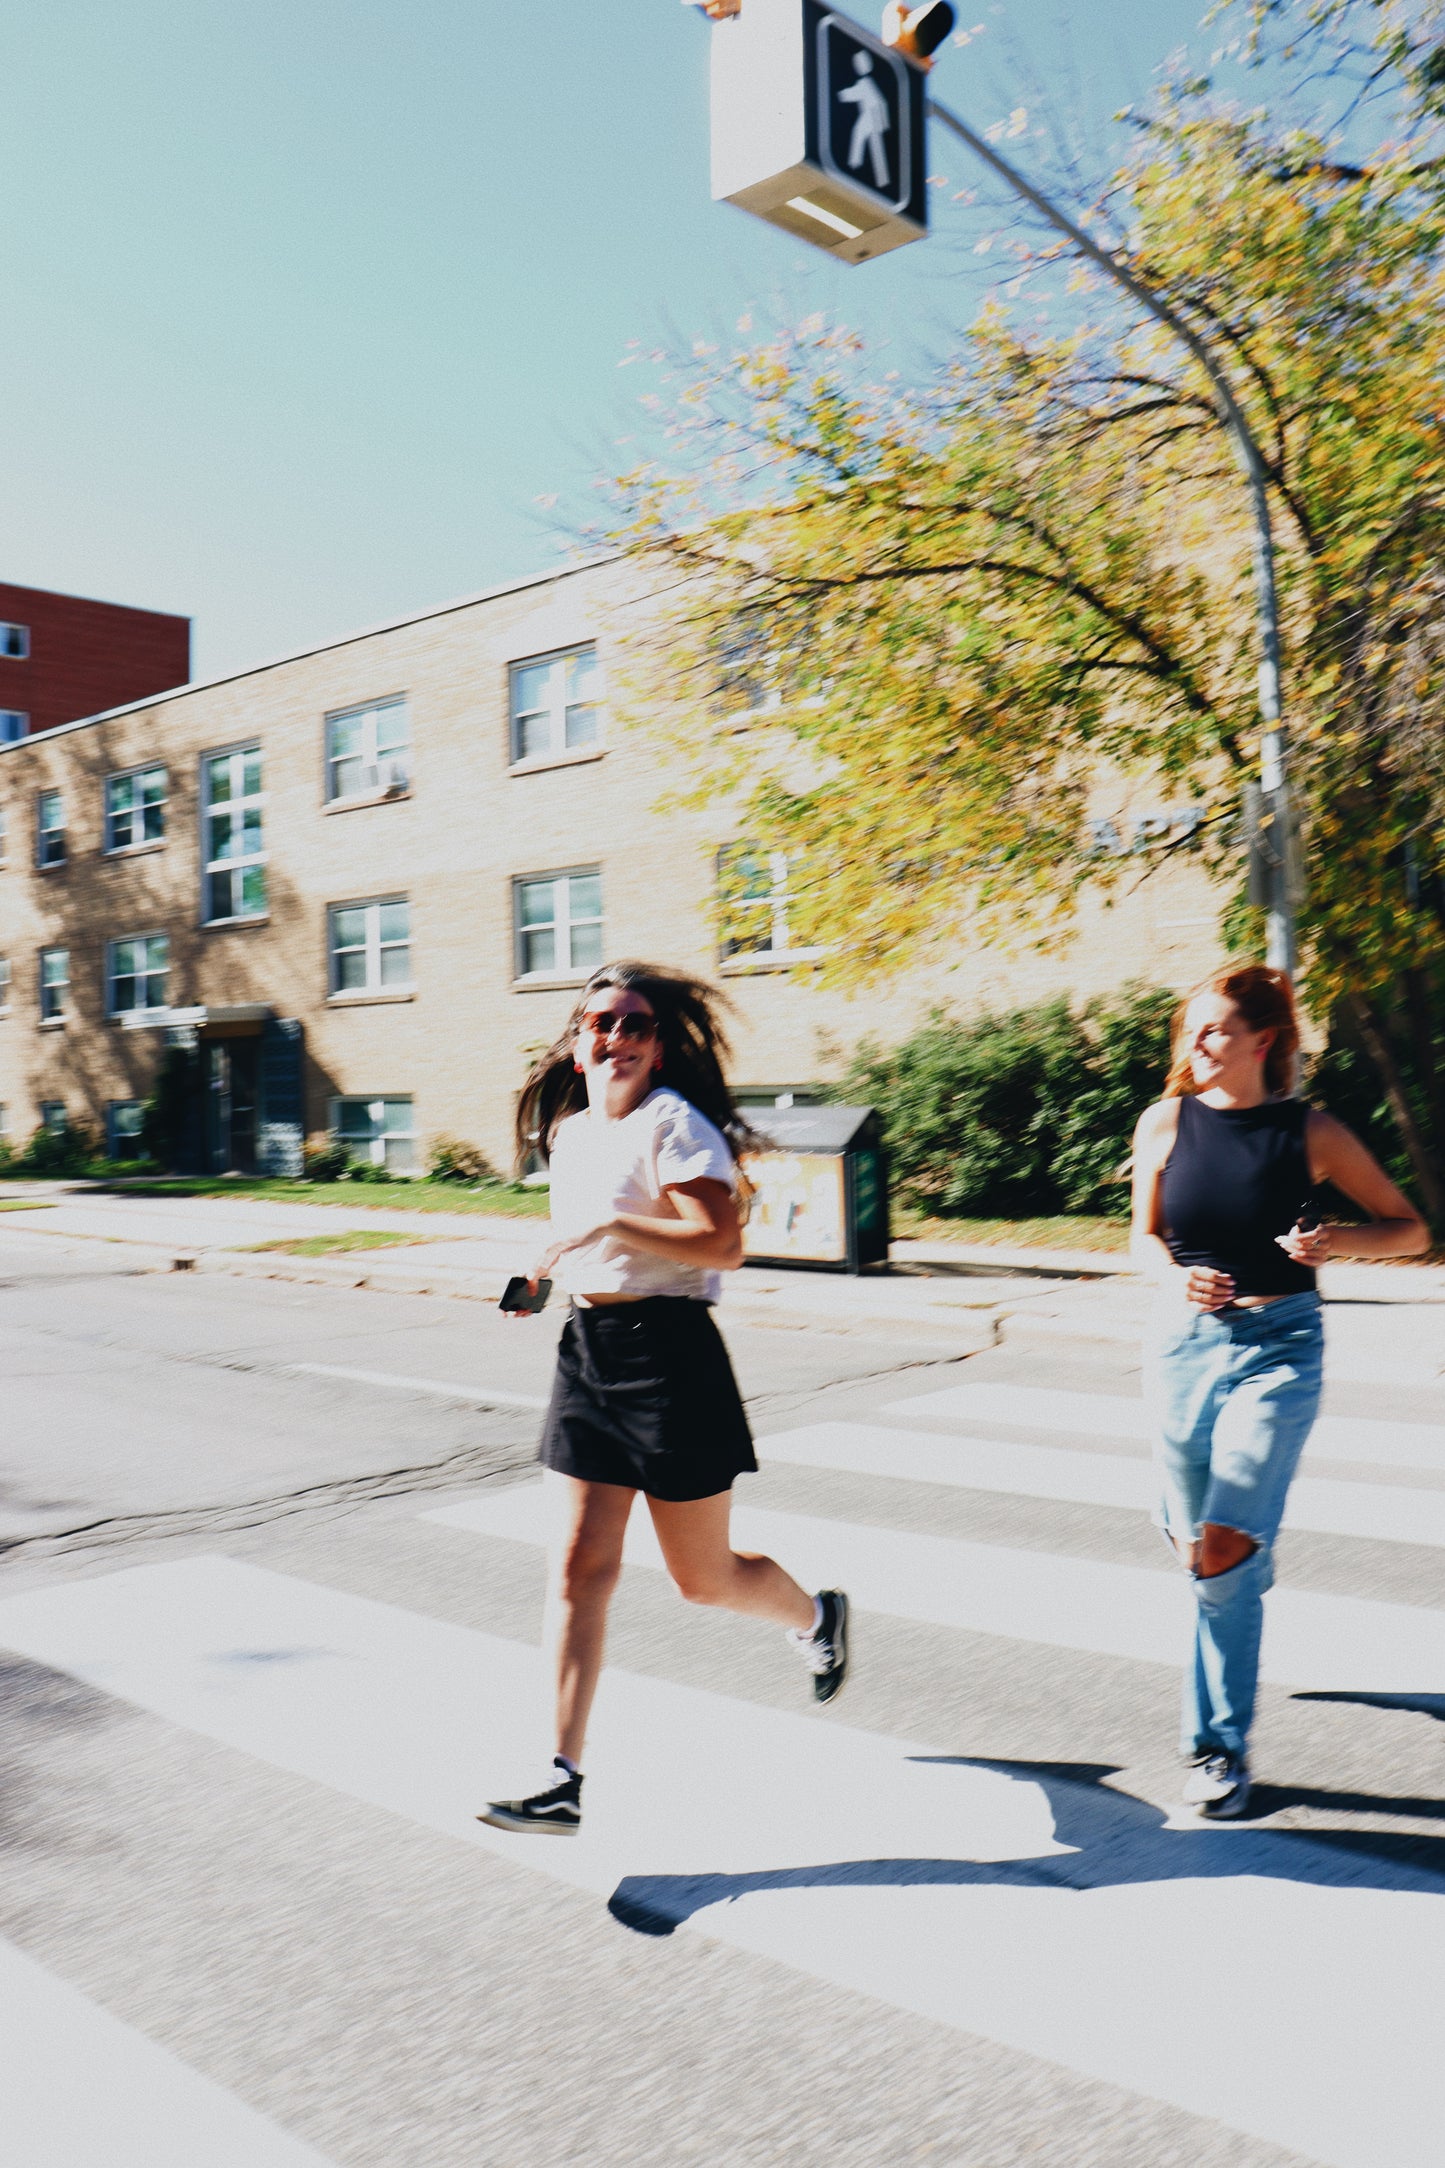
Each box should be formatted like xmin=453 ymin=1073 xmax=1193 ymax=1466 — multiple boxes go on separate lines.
xmin=1164 ymin=964 xmax=1300 ymax=1098
xmin=513 ymin=960 xmax=763 ymax=1166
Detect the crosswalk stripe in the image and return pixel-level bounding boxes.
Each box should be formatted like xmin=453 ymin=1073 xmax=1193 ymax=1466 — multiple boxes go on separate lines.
xmin=760 ymin=1421 xmax=1445 ymax=1548
xmin=426 ymin=1484 xmax=1445 ymax=1691
xmin=0 ymin=1554 xmax=1438 ymax=2168
xmin=884 ymin=1380 xmax=1445 ymax=1473
xmin=0 ymin=1933 xmax=337 ymax=2167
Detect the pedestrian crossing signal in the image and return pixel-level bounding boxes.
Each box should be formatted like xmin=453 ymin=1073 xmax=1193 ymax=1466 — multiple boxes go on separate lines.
xmin=709 ymin=0 xmax=930 ymax=264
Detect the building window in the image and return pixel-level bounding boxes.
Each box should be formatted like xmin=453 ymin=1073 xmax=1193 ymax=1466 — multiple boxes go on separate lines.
xmin=509 ymin=646 xmax=602 ymax=764
xmin=328 ymin=898 xmax=411 ymax=994
xmin=514 ymin=869 xmax=603 ymax=978
xmin=718 ymin=848 xmax=820 ymax=962
xmin=0 ymin=712 xmax=26 ymax=744
xmin=40 ymin=947 xmax=69 ymax=1020
xmin=202 ymin=746 xmax=266 ymax=922
xmin=106 ymin=766 xmax=167 ymax=851
xmin=37 ymin=790 xmax=65 ymax=867
xmin=0 ymin=624 xmax=28 ymax=660
xmin=108 ymin=934 xmax=170 ymax=1017
xmin=332 ymin=1096 xmax=417 ymax=1173
xmin=40 ymin=1101 xmax=66 ymax=1134
xmin=0 ymin=1105 xmax=8 ymax=1143
xmin=107 ymin=1101 xmax=146 ymax=1159
xmin=325 ymin=697 xmax=410 ymax=802
xmin=0 ymin=956 xmax=10 ymax=1010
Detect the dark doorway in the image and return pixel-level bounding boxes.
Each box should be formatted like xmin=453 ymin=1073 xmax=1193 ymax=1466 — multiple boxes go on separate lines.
xmin=205 ymin=1036 xmax=260 ymax=1173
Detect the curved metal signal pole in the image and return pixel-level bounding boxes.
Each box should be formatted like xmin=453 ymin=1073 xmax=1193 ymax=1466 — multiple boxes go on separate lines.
xmin=927 ymin=95 xmax=1298 ymax=974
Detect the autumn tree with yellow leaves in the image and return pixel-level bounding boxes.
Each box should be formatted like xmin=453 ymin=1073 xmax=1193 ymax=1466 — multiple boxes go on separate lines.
xmin=604 ymin=0 xmax=1445 ymax=1218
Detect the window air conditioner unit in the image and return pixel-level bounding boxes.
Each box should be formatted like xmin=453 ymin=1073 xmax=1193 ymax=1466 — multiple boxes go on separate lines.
xmin=376 ymin=757 xmax=410 ymax=795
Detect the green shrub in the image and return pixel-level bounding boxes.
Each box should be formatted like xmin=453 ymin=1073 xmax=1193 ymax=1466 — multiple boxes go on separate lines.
xmin=426 ymin=1134 xmax=500 ymax=1184
xmin=18 ymin=1120 xmax=101 ymax=1177
xmin=838 ymin=984 xmax=1177 ymax=1219
xmin=303 ymin=1138 xmax=351 ymax=1182
xmin=344 ymin=1158 xmax=394 ymax=1183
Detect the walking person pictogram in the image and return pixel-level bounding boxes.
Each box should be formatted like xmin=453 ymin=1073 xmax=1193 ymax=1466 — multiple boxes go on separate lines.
xmin=838 ymin=51 xmax=891 ymax=191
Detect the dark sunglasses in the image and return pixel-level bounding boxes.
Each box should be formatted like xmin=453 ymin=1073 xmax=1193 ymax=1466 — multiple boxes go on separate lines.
xmin=579 ymin=1009 xmax=658 ymax=1042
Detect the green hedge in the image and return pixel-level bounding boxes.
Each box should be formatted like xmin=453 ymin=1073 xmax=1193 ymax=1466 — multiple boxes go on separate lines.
xmin=837 ymin=985 xmax=1177 ymax=1218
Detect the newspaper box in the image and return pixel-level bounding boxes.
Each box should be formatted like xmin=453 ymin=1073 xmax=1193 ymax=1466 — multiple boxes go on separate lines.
xmin=741 ymin=1104 xmax=889 ymax=1273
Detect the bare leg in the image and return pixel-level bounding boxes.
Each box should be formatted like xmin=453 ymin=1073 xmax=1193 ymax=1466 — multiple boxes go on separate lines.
xmin=1198 ymin=1521 xmax=1257 ymax=1578
xmin=647 ymin=1490 xmax=815 ymax=1631
xmin=544 ymin=1472 xmax=636 ymax=1767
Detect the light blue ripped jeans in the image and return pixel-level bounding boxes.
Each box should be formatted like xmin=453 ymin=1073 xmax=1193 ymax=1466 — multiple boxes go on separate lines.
xmin=1146 ymin=1290 xmax=1324 ymax=1760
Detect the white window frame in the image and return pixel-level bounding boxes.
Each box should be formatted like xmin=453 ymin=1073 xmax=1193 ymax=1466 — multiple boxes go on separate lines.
xmin=0 ymin=1104 xmax=9 ymax=1143
xmin=201 ymin=745 xmax=266 ymax=924
xmin=324 ymin=697 xmax=411 ymax=803
xmin=0 ymin=623 xmax=29 ymax=660
xmin=0 ymin=711 xmax=26 ymax=744
xmin=105 ymin=764 xmax=168 ymax=852
xmin=330 ymin=1095 xmax=417 ymax=1173
xmin=40 ymin=947 xmax=69 ymax=1020
xmin=0 ymin=955 xmax=11 ymax=1011
xmin=508 ymin=645 xmax=603 ymax=765
xmin=718 ymin=848 xmax=822 ymax=965
xmin=107 ymin=933 xmax=170 ymax=1019
xmin=37 ymin=790 xmax=65 ymax=868
xmin=512 ymin=867 xmax=604 ymax=981
xmin=327 ymin=897 xmax=412 ymax=995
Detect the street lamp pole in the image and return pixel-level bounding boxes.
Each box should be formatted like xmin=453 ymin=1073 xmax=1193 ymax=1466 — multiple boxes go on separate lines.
xmin=926 ymin=96 xmax=1298 ymax=975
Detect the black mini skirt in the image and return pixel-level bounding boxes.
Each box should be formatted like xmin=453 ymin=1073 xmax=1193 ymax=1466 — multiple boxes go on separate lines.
xmin=538 ymin=1297 xmax=758 ymax=1502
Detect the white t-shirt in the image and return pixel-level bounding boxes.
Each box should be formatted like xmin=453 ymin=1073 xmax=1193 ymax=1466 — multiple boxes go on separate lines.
xmin=547 ymin=1087 xmax=737 ymax=1302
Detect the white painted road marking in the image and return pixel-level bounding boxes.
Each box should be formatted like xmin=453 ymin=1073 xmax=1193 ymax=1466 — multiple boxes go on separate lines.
xmin=761 ymin=1421 xmax=1445 ymax=1547
xmin=0 ymin=1555 xmax=1438 ymax=2168
xmin=885 ymin=1380 xmax=1445 ymax=1472
xmin=428 ymin=1483 xmax=1445 ymax=1692
xmin=0 ymin=1934 xmax=337 ymax=2167
xmin=289 ymin=1362 xmax=548 ymax=1411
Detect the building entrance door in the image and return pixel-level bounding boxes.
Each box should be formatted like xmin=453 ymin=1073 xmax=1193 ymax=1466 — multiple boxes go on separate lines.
xmin=205 ymin=1037 xmax=260 ymax=1173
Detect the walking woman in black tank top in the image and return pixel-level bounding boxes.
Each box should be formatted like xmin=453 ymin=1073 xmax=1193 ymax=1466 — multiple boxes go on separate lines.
xmin=1131 ymin=966 xmax=1426 ymax=1818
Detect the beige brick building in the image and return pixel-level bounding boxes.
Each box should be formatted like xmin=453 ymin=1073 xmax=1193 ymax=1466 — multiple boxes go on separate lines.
xmin=0 ymin=556 xmax=1224 ymax=1175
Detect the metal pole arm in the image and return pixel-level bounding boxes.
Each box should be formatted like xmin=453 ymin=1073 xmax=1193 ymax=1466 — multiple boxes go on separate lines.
xmin=926 ymin=95 xmax=1297 ymax=973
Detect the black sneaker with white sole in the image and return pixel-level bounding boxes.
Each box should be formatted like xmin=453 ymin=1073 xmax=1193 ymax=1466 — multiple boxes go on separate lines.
xmin=1181 ymin=1750 xmax=1250 ymax=1820
xmin=790 ymin=1589 xmax=849 ymax=1703
xmin=478 ymin=1759 xmax=582 ymax=1835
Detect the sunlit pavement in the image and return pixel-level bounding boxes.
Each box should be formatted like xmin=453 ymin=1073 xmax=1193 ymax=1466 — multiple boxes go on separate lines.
xmin=0 ymin=1216 xmax=1441 ymax=2167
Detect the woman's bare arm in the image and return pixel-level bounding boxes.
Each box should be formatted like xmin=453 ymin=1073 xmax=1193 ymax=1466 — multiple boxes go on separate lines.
xmin=1277 ymin=1113 xmax=1430 ymax=1265
xmin=533 ymin=1177 xmax=743 ymax=1287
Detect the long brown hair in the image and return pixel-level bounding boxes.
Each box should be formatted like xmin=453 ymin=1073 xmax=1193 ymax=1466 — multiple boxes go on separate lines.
xmin=1164 ymin=964 xmax=1301 ymax=1099
xmin=513 ymin=961 xmax=763 ymax=1165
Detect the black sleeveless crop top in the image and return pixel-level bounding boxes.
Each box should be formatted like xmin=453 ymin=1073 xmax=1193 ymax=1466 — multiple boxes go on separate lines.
xmin=1161 ymin=1094 xmax=1317 ymax=1297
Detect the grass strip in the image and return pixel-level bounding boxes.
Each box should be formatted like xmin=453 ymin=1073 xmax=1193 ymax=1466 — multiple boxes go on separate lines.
xmin=242 ymin=1229 xmax=447 ymax=1258
xmin=97 ymin=1177 xmax=550 ymax=1218
xmin=893 ymin=1212 xmax=1131 ymax=1252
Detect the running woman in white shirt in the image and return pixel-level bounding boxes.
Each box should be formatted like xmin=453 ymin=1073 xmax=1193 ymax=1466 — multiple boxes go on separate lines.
xmin=480 ymin=962 xmax=848 ymax=1835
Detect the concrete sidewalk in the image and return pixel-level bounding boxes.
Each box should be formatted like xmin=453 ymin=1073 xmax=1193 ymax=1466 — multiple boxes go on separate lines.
xmin=1 ymin=1181 xmax=1440 ymax=1382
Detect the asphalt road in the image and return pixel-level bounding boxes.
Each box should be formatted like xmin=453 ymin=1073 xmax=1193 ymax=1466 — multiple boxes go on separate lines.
xmin=1 ymin=1227 xmax=1441 ymax=2168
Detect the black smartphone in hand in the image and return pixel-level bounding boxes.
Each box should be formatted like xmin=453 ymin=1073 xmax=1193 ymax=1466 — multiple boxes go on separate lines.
xmin=1295 ymin=1200 xmax=1321 ymax=1233
xmin=499 ymin=1276 xmax=551 ymax=1315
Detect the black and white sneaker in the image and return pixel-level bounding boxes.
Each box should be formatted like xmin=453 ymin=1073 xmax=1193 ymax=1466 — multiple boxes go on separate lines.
xmin=789 ymin=1590 xmax=849 ymax=1704
xmin=1182 ymin=1750 xmax=1250 ymax=1820
xmin=478 ymin=1758 xmax=582 ymax=1835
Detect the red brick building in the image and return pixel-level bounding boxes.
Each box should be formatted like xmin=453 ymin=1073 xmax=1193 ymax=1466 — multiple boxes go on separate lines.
xmin=0 ymin=582 xmax=190 ymax=743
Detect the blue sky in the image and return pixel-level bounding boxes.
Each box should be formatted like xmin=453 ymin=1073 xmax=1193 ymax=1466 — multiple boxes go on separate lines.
xmin=3 ymin=0 xmax=1213 ymax=677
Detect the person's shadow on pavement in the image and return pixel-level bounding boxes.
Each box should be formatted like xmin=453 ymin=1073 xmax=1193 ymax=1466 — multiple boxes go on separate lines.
xmin=607 ymin=1756 xmax=1445 ymax=1937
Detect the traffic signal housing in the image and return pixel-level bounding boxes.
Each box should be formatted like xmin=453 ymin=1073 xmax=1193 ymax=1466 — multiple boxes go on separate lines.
xmin=881 ymin=1 xmax=955 ymax=65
